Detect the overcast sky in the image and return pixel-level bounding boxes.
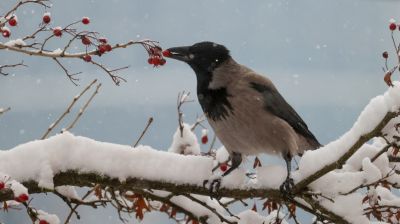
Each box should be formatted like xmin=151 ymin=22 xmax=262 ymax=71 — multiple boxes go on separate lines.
xmin=1 ymin=0 xmax=400 ymax=223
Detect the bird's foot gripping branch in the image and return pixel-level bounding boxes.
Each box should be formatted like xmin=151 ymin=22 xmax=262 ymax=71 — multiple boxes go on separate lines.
xmin=1 ymin=84 xmax=400 ymax=224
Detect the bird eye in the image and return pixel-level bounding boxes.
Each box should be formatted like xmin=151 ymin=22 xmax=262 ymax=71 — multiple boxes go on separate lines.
xmin=189 ymin=54 xmax=195 ymax=59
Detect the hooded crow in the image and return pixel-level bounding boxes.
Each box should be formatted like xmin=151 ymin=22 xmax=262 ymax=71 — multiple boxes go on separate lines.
xmin=164 ymin=41 xmax=321 ymax=191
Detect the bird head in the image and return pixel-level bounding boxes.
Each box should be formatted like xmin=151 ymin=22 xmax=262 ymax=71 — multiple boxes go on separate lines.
xmin=164 ymin=41 xmax=230 ymax=74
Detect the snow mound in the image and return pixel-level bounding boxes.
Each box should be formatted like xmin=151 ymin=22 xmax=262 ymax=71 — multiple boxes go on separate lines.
xmin=168 ymin=123 xmax=201 ymax=155
xmin=0 ymin=132 xmax=213 ymax=189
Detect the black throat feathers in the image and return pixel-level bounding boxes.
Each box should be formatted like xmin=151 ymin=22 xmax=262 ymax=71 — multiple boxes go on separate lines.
xmin=194 ymin=69 xmax=234 ymax=121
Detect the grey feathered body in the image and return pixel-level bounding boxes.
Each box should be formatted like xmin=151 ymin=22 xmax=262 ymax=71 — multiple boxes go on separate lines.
xmin=202 ymin=58 xmax=320 ymax=157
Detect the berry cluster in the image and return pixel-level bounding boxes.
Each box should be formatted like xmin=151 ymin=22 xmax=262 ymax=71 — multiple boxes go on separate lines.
xmin=0 ymin=1 xmax=165 ymax=86
xmin=0 ymin=180 xmax=29 ymax=203
xmin=381 ymin=19 xmax=400 ymax=87
xmin=81 ymin=36 xmax=112 ymax=62
xmin=0 ymin=14 xmax=17 ymax=38
xmin=0 ymin=12 xmax=111 ymax=64
xmin=146 ymin=46 xmax=167 ymax=66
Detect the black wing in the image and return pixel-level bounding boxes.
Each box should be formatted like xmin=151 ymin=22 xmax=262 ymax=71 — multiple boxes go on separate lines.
xmin=250 ymin=82 xmax=321 ymax=147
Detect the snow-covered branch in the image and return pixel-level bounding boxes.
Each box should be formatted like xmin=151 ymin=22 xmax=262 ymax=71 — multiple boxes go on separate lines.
xmin=1 ymin=77 xmax=400 ymax=223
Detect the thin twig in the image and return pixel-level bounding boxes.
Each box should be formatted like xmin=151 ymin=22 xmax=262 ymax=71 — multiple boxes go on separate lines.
xmin=370 ymin=144 xmax=393 ymax=163
xmin=133 ymin=117 xmax=154 ymax=147
xmin=52 ymin=58 xmax=81 ymax=86
xmin=0 ymin=61 xmax=27 ymax=76
xmin=190 ymin=114 xmax=206 ymax=131
xmin=41 ymin=79 xmax=97 ymax=139
xmin=63 ymin=83 xmax=102 ymax=132
xmin=63 ymin=189 xmax=95 ymax=224
xmin=176 ymin=91 xmax=193 ymax=137
xmin=89 ymin=60 xmax=127 ymax=85
xmin=182 ymin=193 xmax=236 ymax=224
xmin=209 ymin=134 xmax=217 ymax=153
xmin=1 ymin=0 xmax=50 ymax=27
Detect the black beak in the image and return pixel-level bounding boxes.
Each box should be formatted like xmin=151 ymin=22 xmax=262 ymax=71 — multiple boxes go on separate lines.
xmin=165 ymin=46 xmax=191 ymax=62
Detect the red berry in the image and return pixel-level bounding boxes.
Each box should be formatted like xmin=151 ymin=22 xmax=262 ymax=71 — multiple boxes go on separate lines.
xmin=162 ymin=50 xmax=171 ymax=57
xmin=42 ymin=14 xmax=51 ymax=24
xmin=201 ymin=135 xmax=208 ymax=144
xmin=220 ymin=163 xmax=228 ymax=172
xmin=0 ymin=182 xmax=5 ymax=190
xmin=8 ymin=18 xmax=17 ymax=27
xmin=98 ymin=45 xmax=107 ymax=54
xmin=39 ymin=220 xmax=49 ymax=224
xmin=82 ymin=17 xmax=90 ymax=25
xmin=383 ymin=51 xmax=389 ymax=59
xmin=53 ymin=27 xmax=62 ymax=37
xmin=153 ymin=57 xmax=160 ymax=66
xmin=2 ymin=30 xmax=10 ymax=38
xmin=83 ymin=55 xmax=92 ymax=62
xmin=147 ymin=57 xmax=154 ymax=64
xmin=105 ymin=44 xmax=112 ymax=52
xmin=15 ymin=193 xmax=29 ymax=202
xmin=81 ymin=36 xmax=91 ymax=45
xmin=159 ymin=58 xmax=166 ymax=66
xmin=390 ymin=23 xmax=397 ymax=31
xmin=98 ymin=37 xmax=108 ymax=44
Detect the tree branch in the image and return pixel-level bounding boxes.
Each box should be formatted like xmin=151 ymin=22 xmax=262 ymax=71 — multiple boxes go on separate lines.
xmin=41 ymin=79 xmax=97 ymax=139
xmin=293 ymin=111 xmax=400 ymax=193
xmin=0 ymin=171 xmax=281 ymax=202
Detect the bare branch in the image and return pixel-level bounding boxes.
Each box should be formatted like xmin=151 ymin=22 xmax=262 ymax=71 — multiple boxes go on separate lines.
xmin=0 ymin=170 xmax=349 ymax=223
xmin=52 ymin=58 xmax=81 ymax=86
xmin=63 ymin=83 xmax=102 ymax=132
xmin=1 ymin=0 xmax=50 ymax=27
xmin=177 ymin=91 xmax=193 ymax=137
xmin=89 ymin=60 xmax=127 ymax=85
xmin=0 ymin=40 xmax=159 ymax=59
xmin=190 ymin=114 xmax=206 ymax=131
xmin=133 ymin=117 xmax=154 ymax=147
xmin=41 ymin=79 xmax=97 ymax=139
xmin=182 ymin=193 xmax=236 ymax=224
xmin=0 ymin=61 xmax=27 ymax=76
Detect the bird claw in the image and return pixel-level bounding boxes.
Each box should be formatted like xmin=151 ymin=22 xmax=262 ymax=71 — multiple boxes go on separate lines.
xmin=203 ymin=177 xmax=222 ymax=199
xmin=279 ymin=177 xmax=294 ymax=197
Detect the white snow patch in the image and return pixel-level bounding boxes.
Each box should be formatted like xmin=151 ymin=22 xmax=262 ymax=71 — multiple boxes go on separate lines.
xmin=35 ymin=210 xmax=60 ymax=224
xmin=238 ymin=210 xmax=288 ymax=224
xmin=4 ymin=38 xmax=25 ymax=47
xmin=320 ymin=193 xmax=368 ymax=224
xmin=8 ymin=180 xmax=28 ymax=197
xmin=254 ymin=165 xmax=286 ymax=189
xmin=168 ymin=123 xmax=200 ymax=155
xmin=51 ymin=48 xmax=63 ymax=55
xmin=221 ymin=168 xmax=246 ymax=188
xmin=55 ymin=186 xmax=79 ymax=200
xmin=215 ymin=147 xmax=229 ymax=163
xmin=0 ymin=132 xmax=212 ymax=188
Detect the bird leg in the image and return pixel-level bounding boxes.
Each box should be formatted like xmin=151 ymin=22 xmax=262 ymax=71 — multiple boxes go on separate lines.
xmin=222 ymin=152 xmax=242 ymax=177
xmin=280 ymin=152 xmax=294 ymax=196
xmin=204 ymin=152 xmax=242 ymax=196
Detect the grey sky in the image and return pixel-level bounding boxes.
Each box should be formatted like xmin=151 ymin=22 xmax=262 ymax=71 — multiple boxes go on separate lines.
xmin=1 ymin=0 xmax=399 ymax=223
